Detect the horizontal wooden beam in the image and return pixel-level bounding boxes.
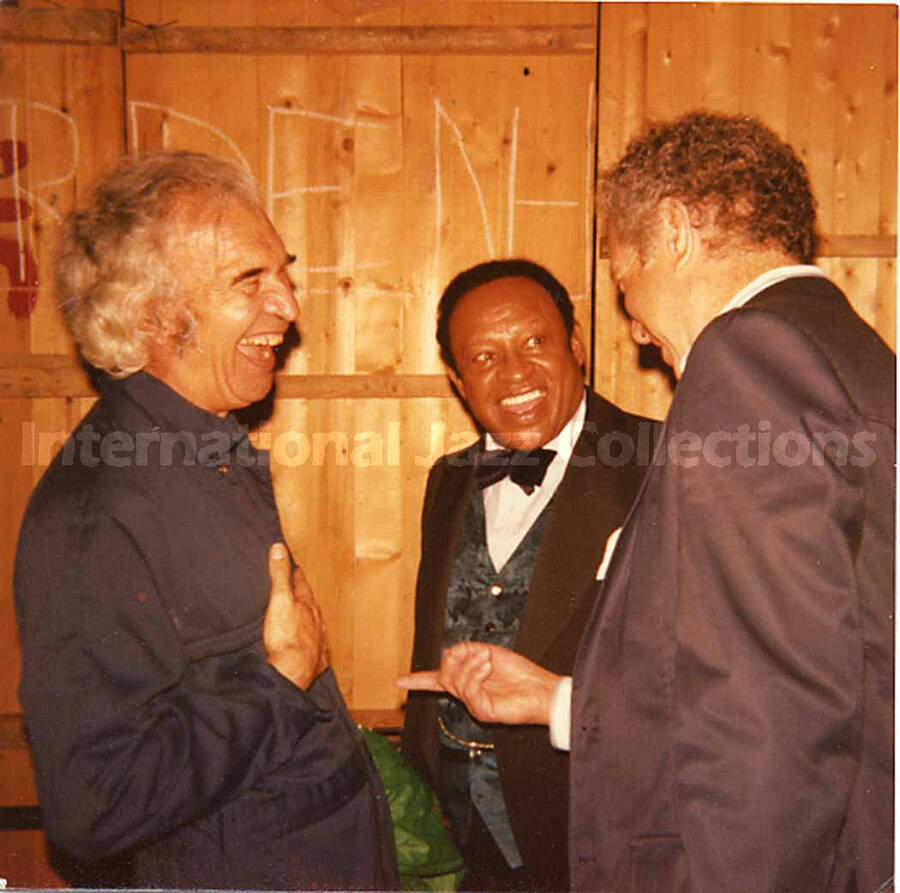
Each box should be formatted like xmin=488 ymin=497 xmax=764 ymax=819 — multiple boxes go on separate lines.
xmin=0 ymin=354 xmax=94 ymax=399
xmin=599 ymin=233 xmax=897 ymax=260
xmin=0 ymin=806 xmax=42 ymax=831
xmin=0 ymin=12 xmax=594 ymax=55
xmin=0 ymin=358 xmax=456 ymax=400
xmin=275 ymin=373 xmax=455 ymax=400
xmin=121 ymin=23 xmax=596 ymax=55
xmin=818 ymin=234 xmax=898 ymax=258
xmin=0 ymin=8 xmax=118 ymax=46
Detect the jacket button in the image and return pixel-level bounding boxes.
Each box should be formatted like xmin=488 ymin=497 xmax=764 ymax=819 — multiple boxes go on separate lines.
xmin=489 ymin=584 xmax=503 ymax=597
xmin=484 ymin=622 xmax=496 ymax=634
xmin=217 ymin=465 xmax=229 ymax=476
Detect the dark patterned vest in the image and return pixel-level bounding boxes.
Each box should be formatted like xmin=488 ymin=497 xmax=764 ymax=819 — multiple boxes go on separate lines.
xmin=437 ymin=488 xmax=552 ymax=867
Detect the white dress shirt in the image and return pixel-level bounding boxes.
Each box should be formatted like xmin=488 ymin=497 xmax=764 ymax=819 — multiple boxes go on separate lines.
xmin=548 ymin=265 xmax=827 ymax=751
xmin=483 ymin=392 xmax=587 ymax=572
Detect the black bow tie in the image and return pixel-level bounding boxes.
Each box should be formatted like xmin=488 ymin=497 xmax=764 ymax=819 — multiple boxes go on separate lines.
xmin=474 ymin=447 xmax=557 ymax=495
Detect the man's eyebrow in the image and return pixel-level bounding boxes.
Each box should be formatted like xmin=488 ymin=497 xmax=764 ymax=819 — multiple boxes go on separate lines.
xmin=230 ymin=255 xmax=295 ymax=287
xmin=231 ymin=267 xmax=264 ymax=286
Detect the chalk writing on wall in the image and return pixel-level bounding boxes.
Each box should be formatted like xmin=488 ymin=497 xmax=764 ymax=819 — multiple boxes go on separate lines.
xmin=133 ymin=96 xmax=592 ymax=287
xmin=6 ymin=93 xmax=595 ymax=319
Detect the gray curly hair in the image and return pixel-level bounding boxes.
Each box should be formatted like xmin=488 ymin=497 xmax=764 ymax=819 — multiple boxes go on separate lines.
xmin=57 ymin=151 xmax=258 ymax=376
xmin=600 ymin=111 xmax=819 ymax=264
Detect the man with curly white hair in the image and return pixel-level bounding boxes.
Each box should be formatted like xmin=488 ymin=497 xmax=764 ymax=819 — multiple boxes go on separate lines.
xmin=15 ymin=151 xmax=398 ymax=890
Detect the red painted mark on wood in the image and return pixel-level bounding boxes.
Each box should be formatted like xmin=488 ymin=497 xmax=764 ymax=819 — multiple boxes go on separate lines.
xmin=0 ymin=139 xmax=40 ymax=318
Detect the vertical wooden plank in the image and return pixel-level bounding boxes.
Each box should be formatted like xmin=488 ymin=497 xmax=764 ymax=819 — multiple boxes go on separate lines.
xmin=0 ymin=14 xmax=35 ymax=748
xmin=833 ymin=6 xmax=885 ymax=239
xmin=787 ymin=5 xmax=840 ymax=237
xmin=595 ymin=3 xmax=669 ymax=420
xmin=829 ymin=6 xmax=892 ymax=331
xmin=875 ymin=6 xmax=897 ymax=349
xmin=739 ymin=5 xmax=792 ymax=134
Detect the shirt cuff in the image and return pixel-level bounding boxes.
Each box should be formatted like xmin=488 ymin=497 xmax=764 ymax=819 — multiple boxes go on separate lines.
xmin=548 ymin=676 xmax=573 ymax=752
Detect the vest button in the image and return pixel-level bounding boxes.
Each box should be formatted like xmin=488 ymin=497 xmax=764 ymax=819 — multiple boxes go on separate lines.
xmin=484 ymin=622 xmax=496 ymax=634
xmin=217 ymin=465 xmax=229 ymax=476
xmin=489 ymin=584 xmax=503 ymax=597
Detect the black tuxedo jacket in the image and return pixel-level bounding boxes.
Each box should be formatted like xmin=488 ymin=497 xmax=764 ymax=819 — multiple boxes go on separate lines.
xmin=570 ymin=277 xmax=895 ymax=892
xmin=402 ymin=388 xmax=651 ymax=888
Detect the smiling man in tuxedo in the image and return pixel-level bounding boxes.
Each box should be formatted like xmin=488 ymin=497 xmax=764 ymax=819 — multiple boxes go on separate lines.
xmin=401 ymin=259 xmax=651 ymax=891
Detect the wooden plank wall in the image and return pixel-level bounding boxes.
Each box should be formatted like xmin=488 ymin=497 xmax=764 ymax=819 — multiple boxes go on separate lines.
xmin=596 ymin=3 xmax=898 ymax=420
xmin=0 ymin=1 xmax=895 ymax=886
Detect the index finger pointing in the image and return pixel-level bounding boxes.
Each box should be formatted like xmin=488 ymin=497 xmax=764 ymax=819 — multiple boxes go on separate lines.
xmin=394 ymin=670 xmax=442 ymax=691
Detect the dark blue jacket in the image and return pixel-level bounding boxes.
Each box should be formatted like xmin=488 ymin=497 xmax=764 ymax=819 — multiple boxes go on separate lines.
xmin=15 ymin=372 xmax=398 ymax=890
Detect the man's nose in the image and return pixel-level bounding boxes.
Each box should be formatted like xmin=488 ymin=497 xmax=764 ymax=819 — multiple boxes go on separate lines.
xmin=630 ymin=320 xmax=652 ymax=345
xmin=264 ymin=281 xmax=299 ymax=322
xmin=501 ymin=350 xmax=530 ymax=380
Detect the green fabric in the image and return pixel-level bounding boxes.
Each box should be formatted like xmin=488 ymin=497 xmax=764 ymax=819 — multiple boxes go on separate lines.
xmin=360 ymin=727 xmax=465 ymax=891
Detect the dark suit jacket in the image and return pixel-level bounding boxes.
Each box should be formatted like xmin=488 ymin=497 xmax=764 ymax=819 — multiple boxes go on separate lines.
xmin=570 ymin=277 xmax=895 ymax=893
xmin=402 ymin=388 xmax=651 ymax=888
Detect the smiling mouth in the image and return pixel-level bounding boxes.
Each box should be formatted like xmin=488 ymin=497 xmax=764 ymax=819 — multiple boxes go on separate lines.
xmin=237 ymin=333 xmax=284 ymax=365
xmin=501 ymin=388 xmax=544 ymax=408
xmin=240 ymin=333 xmax=284 ymax=348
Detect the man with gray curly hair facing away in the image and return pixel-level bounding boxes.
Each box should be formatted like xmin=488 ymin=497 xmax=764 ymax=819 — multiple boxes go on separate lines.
xmin=398 ymin=112 xmax=894 ymax=892
xmin=15 ymin=151 xmax=398 ymax=890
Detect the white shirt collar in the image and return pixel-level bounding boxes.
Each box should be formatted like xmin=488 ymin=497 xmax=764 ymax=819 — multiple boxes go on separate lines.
xmin=482 ymin=391 xmax=587 ymax=571
xmin=680 ymin=264 xmax=826 ymax=374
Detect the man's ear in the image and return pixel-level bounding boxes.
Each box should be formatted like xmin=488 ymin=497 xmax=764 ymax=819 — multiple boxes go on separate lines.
xmin=656 ymin=197 xmax=696 ymax=268
xmin=569 ymin=321 xmax=587 ymax=369
xmin=445 ymin=364 xmax=467 ymax=401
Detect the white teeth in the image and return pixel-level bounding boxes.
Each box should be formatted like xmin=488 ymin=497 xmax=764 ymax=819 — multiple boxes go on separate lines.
xmin=501 ymin=389 xmax=543 ymax=407
xmin=240 ymin=333 xmax=283 ymax=347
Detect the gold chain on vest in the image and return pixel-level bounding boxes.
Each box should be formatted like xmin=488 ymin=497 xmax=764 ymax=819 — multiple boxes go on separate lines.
xmin=437 ymin=715 xmax=495 ymax=752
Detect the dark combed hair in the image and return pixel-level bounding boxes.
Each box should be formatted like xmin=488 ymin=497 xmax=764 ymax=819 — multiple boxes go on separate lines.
xmin=436 ymin=258 xmax=575 ymax=372
xmin=600 ymin=111 xmax=819 ymax=264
